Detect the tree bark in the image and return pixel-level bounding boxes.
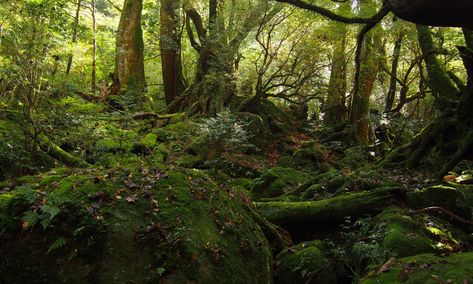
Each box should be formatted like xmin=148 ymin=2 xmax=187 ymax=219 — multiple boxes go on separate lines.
xmin=91 ymin=0 xmax=97 ymax=93
xmin=416 ymin=25 xmax=458 ymax=108
xmin=385 ymin=0 xmax=473 ymax=29
xmin=66 ymin=0 xmax=82 ymax=76
xmin=114 ymin=0 xmax=146 ymax=103
xmin=349 ymin=31 xmax=378 ymax=144
xmin=385 ymin=31 xmax=403 ymax=112
xmin=160 ymin=0 xmax=185 ymax=111
xmin=325 ymin=24 xmax=347 ymax=127
xmin=463 ymin=28 xmax=473 ymax=50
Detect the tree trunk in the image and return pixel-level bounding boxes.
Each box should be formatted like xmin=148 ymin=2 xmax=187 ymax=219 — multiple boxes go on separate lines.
xmin=114 ymin=0 xmax=146 ymax=104
xmin=160 ymin=0 xmax=185 ymax=111
xmin=416 ymin=25 xmax=458 ymax=108
xmin=325 ymin=24 xmax=347 ymax=127
xmin=255 ymin=187 xmax=398 ymax=227
xmin=463 ymin=28 xmax=473 ymax=50
xmin=349 ymin=32 xmax=378 ymax=144
xmin=91 ymin=0 xmax=97 ymax=93
xmin=66 ymin=0 xmax=82 ymax=76
xmin=385 ymin=31 xmax=403 ymax=112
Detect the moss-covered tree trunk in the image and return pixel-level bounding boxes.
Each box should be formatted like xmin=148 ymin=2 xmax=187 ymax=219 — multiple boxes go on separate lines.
xmin=348 ymin=32 xmax=378 ymax=144
xmin=114 ymin=0 xmax=145 ymax=105
xmin=177 ymin=1 xmax=280 ymax=116
xmin=416 ymin=25 xmax=458 ymax=108
xmin=325 ymin=24 xmax=347 ymax=127
xmin=160 ymin=0 xmax=185 ymax=112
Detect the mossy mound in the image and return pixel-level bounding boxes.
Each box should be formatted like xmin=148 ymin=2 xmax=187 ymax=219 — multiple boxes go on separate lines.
xmin=406 ymin=185 xmax=471 ymax=219
xmin=251 ymin=167 xmax=311 ymax=199
xmin=284 ymin=168 xmax=396 ymax=201
xmin=0 ymin=167 xmax=273 ymax=283
xmin=376 ymin=208 xmax=466 ymax=258
xmin=361 ymin=252 xmax=473 ymax=283
xmin=275 ymin=240 xmax=336 ymax=284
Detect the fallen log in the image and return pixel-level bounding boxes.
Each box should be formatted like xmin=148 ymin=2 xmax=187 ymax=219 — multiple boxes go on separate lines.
xmin=255 ymin=187 xmax=400 ymax=227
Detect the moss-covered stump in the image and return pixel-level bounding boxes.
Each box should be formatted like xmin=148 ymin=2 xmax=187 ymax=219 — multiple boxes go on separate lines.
xmin=275 ymin=240 xmax=336 ymax=284
xmin=255 ymin=187 xmax=399 ymax=227
xmin=0 ymin=167 xmax=273 ymax=283
xmin=361 ymin=252 xmax=473 ymax=283
xmin=251 ymin=167 xmax=311 ymax=200
xmin=406 ymin=185 xmax=471 ymax=219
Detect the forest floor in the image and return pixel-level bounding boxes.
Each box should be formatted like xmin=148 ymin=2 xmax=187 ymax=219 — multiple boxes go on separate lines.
xmin=1 ymin=100 xmax=473 ymax=283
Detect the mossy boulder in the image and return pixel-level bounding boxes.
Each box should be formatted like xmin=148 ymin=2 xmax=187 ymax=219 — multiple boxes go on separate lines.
xmin=377 ymin=209 xmax=435 ymax=257
xmin=376 ymin=208 xmax=466 ymax=258
xmin=406 ymin=185 xmax=471 ymax=219
xmin=292 ymin=146 xmax=328 ymax=166
xmin=0 ymin=167 xmax=273 ymax=283
xmin=275 ymin=240 xmax=336 ymax=284
xmin=361 ymin=252 xmax=473 ymax=283
xmin=251 ymin=167 xmax=311 ymax=199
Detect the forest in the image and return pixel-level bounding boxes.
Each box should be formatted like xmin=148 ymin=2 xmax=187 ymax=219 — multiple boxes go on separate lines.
xmin=0 ymin=0 xmax=473 ymax=283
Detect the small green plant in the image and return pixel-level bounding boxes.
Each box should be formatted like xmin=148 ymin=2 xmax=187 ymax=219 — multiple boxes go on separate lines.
xmin=325 ymin=215 xmax=391 ymax=280
xmin=197 ymin=110 xmax=254 ymax=175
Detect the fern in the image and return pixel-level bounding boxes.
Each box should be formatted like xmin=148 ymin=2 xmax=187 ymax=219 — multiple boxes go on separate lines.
xmin=47 ymin=237 xmax=67 ymax=254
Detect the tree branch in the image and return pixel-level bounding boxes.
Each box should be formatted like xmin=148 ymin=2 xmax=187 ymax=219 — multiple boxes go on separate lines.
xmin=275 ymin=0 xmax=386 ymax=24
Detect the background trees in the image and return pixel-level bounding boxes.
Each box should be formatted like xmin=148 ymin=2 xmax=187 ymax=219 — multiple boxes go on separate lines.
xmin=0 ymin=0 xmax=472 ymax=176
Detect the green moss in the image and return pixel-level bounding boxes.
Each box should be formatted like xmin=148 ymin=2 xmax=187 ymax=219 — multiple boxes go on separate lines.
xmin=377 ymin=208 xmax=434 ymax=257
xmin=0 ymin=167 xmax=273 ymax=283
xmin=275 ymin=240 xmax=336 ymax=284
xmin=141 ymin=133 xmax=158 ymax=148
xmin=176 ymin=154 xmax=202 ymax=168
xmin=361 ymin=252 xmax=473 ymax=283
xmin=251 ymin=167 xmax=311 ymax=199
xmin=256 ymin=187 xmax=398 ymax=226
xmin=406 ymin=185 xmax=470 ymax=218
xmin=376 ymin=208 xmax=466 ymax=258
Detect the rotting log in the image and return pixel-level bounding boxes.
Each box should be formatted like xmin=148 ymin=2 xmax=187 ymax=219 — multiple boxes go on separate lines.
xmin=38 ymin=134 xmax=90 ymax=168
xmin=255 ymin=187 xmax=400 ymax=227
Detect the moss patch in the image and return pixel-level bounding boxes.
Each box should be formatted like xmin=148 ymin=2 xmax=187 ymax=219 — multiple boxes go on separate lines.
xmin=0 ymin=167 xmax=273 ymax=283
xmin=361 ymin=252 xmax=473 ymax=283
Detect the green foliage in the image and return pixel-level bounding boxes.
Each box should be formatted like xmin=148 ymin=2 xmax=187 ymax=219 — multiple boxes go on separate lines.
xmin=197 ymin=110 xmax=254 ymax=160
xmin=325 ymin=215 xmax=391 ymax=280
xmin=47 ymin=237 xmax=67 ymax=254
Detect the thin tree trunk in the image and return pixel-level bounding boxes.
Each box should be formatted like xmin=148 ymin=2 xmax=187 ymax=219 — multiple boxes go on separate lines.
xmin=385 ymin=32 xmax=403 ymax=112
xmin=91 ymin=0 xmax=97 ymax=93
xmin=66 ymin=0 xmax=82 ymax=76
xmin=160 ymin=0 xmax=185 ymax=111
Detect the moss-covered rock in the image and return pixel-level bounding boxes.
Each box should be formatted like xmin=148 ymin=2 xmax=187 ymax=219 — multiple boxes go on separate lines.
xmin=376 ymin=208 xmax=466 ymax=258
xmin=292 ymin=146 xmax=328 ymax=166
xmin=406 ymin=185 xmax=471 ymax=218
xmin=0 ymin=167 xmax=273 ymax=283
xmin=377 ymin=209 xmax=435 ymax=257
xmin=275 ymin=240 xmax=336 ymax=284
xmin=361 ymin=252 xmax=473 ymax=283
xmin=251 ymin=167 xmax=311 ymax=199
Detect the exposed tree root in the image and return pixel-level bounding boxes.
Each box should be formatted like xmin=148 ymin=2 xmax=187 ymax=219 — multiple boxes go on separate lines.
xmin=409 ymin=206 xmax=473 ymax=226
